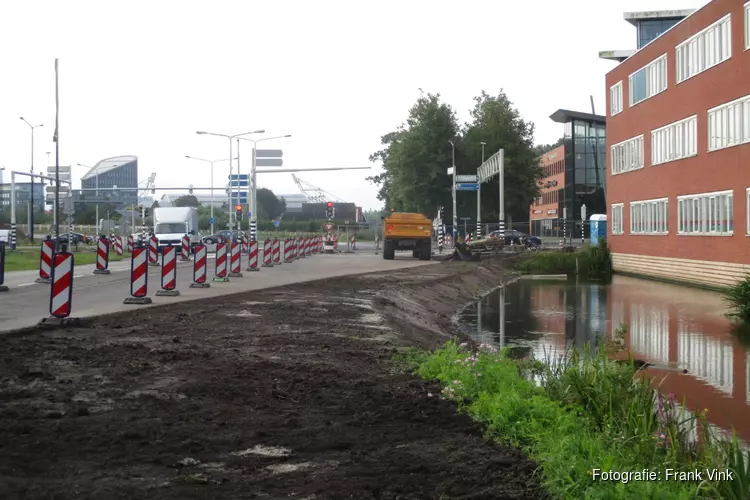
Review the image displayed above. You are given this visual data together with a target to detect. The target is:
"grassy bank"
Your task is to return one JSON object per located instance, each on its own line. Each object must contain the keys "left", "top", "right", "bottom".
{"left": 402, "top": 336, "right": 750, "bottom": 499}
{"left": 4, "top": 249, "right": 126, "bottom": 272}
{"left": 514, "top": 240, "right": 612, "bottom": 278}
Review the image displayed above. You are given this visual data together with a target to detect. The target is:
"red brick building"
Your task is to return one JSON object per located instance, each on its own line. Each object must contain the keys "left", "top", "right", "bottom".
{"left": 605, "top": 0, "right": 750, "bottom": 287}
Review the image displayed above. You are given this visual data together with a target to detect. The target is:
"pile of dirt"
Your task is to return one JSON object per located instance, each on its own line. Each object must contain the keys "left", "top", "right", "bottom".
{"left": 0, "top": 256, "right": 544, "bottom": 500}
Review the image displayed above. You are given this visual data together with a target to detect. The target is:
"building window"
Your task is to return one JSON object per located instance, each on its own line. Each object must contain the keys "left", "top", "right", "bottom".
{"left": 611, "top": 203, "right": 624, "bottom": 235}
{"left": 676, "top": 14, "right": 731, "bottom": 83}
{"left": 630, "top": 198, "right": 668, "bottom": 235}
{"left": 610, "top": 81, "right": 623, "bottom": 116}
{"left": 677, "top": 190, "right": 734, "bottom": 235}
{"left": 651, "top": 115, "right": 698, "bottom": 165}
{"left": 610, "top": 135, "right": 644, "bottom": 175}
{"left": 629, "top": 54, "right": 667, "bottom": 106}
{"left": 707, "top": 94, "right": 750, "bottom": 151}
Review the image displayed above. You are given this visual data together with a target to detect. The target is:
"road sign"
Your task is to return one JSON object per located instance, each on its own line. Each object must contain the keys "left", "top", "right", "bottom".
{"left": 255, "top": 158, "right": 283, "bottom": 167}
{"left": 478, "top": 150, "right": 503, "bottom": 183}
{"left": 456, "top": 174, "right": 478, "bottom": 182}
{"left": 256, "top": 149, "right": 283, "bottom": 158}
{"left": 581, "top": 204, "right": 587, "bottom": 221}
{"left": 456, "top": 183, "right": 480, "bottom": 191}
{"left": 446, "top": 167, "right": 454, "bottom": 175}
{"left": 229, "top": 174, "right": 249, "bottom": 180}
{"left": 272, "top": 220, "right": 280, "bottom": 228}
{"left": 64, "top": 214, "right": 74, "bottom": 225}
{"left": 230, "top": 179, "right": 249, "bottom": 187}
{"left": 324, "top": 223, "right": 334, "bottom": 231}
{"left": 47, "top": 166, "right": 71, "bottom": 181}
{"left": 209, "top": 216, "right": 216, "bottom": 224}
{"left": 46, "top": 185, "right": 69, "bottom": 193}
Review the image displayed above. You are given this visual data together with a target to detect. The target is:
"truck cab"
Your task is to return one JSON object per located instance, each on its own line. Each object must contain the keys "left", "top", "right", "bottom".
{"left": 381, "top": 212, "right": 432, "bottom": 260}
{"left": 153, "top": 207, "right": 200, "bottom": 252}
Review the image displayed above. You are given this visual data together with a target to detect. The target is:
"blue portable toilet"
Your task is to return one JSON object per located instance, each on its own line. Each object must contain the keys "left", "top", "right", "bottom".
{"left": 589, "top": 214, "right": 607, "bottom": 246}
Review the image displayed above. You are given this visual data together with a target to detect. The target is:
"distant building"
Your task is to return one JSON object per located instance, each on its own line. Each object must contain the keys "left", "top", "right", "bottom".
{"left": 529, "top": 109, "right": 606, "bottom": 239}
{"left": 80, "top": 155, "right": 138, "bottom": 206}
{"left": 278, "top": 193, "right": 309, "bottom": 212}
{"left": 604, "top": 0, "right": 750, "bottom": 287}
{"left": 599, "top": 9, "right": 696, "bottom": 62}
{"left": 159, "top": 193, "right": 225, "bottom": 207}
{"left": 0, "top": 181, "right": 46, "bottom": 211}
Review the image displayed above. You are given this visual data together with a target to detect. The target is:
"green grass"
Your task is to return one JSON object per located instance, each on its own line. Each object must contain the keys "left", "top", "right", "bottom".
{"left": 409, "top": 332, "right": 750, "bottom": 499}
{"left": 514, "top": 240, "right": 612, "bottom": 278}
{"left": 4, "top": 249, "right": 126, "bottom": 271}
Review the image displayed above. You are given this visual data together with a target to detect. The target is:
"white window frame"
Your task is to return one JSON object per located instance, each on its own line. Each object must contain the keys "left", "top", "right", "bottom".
{"left": 651, "top": 115, "right": 698, "bottom": 166}
{"left": 746, "top": 188, "right": 750, "bottom": 235}
{"left": 676, "top": 14, "right": 732, "bottom": 84}
{"left": 629, "top": 198, "right": 669, "bottom": 235}
{"left": 611, "top": 203, "right": 624, "bottom": 235}
{"left": 610, "top": 81, "right": 623, "bottom": 116}
{"left": 677, "top": 189, "right": 734, "bottom": 236}
{"left": 745, "top": 1, "right": 750, "bottom": 51}
{"left": 707, "top": 94, "right": 750, "bottom": 152}
{"left": 629, "top": 54, "right": 668, "bottom": 107}
{"left": 610, "top": 135, "right": 644, "bottom": 175}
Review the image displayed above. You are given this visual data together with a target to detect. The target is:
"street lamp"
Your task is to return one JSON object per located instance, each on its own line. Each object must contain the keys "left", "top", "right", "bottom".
{"left": 236, "top": 134, "right": 292, "bottom": 237}
{"left": 449, "top": 140, "right": 457, "bottom": 241}
{"left": 195, "top": 129, "right": 265, "bottom": 231}
{"left": 20, "top": 117, "right": 43, "bottom": 242}
{"left": 184, "top": 156, "right": 235, "bottom": 234}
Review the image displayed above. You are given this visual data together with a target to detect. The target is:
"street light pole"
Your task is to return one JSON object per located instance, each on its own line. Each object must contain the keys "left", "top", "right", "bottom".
{"left": 449, "top": 140, "right": 457, "bottom": 241}
{"left": 478, "top": 142, "right": 486, "bottom": 238}
{"left": 237, "top": 134, "right": 292, "bottom": 240}
{"left": 195, "top": 129, "right": 264, "bottom": 232}
{"left": 185, "top": 156, "right": 235, "bottom": 234}
{"left": 20, "top": 117, "right": 43, "bottom": 242}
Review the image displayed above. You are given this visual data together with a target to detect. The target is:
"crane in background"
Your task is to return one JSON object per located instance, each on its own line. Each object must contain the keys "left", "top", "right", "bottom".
{"left": 291, "top": 173, "right": 346, "bottom": 203}
{"left": 138, "top": 172, "right": 156, "bottom": 198}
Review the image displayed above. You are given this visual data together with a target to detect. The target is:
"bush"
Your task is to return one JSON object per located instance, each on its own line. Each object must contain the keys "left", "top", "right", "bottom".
{"left": 514, "top": 239, "right": 612, "bottom": 279}
{"left": 724, "top": 275, "right": 750, "bottom": 323}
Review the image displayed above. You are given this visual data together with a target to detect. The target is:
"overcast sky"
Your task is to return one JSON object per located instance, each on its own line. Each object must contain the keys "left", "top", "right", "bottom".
{"left": 0, "top": 0, "right": 705, "bottom": 211}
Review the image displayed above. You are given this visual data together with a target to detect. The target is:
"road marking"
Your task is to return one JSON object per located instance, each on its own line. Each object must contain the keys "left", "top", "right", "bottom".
{"left": 17, "top": 283, "right": 35, "bottom": 287}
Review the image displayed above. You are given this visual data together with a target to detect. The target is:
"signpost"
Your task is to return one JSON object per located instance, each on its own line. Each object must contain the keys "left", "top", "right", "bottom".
{"left": 456, "top": 183, "right": 480, "bottom": 191}
{"left": 324, "top": 223, "right": 333, "bottom": 232}
{"left": 456, "top": 174, "right": 478, "bottom": 183}
{"left": 476, "top": 149, "right": 505, "bottom": 238}
{"left": 250, "top": 149, "right": 284, "bottom": 238}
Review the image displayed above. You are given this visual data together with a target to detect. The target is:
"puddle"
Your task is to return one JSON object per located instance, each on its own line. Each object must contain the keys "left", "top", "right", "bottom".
{"left": 231, "top": 445, "right": 291, "bottom": 457}
{"left": 243, "top": 301, "right": 267, "bottom": 305}
{"left": 225, "top": 310, "right": 261, "bottom": 318}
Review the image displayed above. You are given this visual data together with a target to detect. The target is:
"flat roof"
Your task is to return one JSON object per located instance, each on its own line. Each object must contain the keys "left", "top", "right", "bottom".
{"left": 623, "top": 9, "right": 696, "bottom": 27}
{"left": 81, "top": 155, "right": 137, "bottom": 180}
{"left": 550, "top": 109, "right": 606, "bottom": 124}
{"left": 598, "top": 50, "right": 636, "bottom": 62}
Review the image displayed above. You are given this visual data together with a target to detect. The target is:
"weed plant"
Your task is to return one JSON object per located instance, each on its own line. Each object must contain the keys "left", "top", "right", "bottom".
{"left": 724, "top": 275, "right": 750, "bottom": 323}
{"left": 514, "top": 239, "right": 612, "bottom": 279}
{"left": 414, "top": 330, "right": 750, "bottom": 499}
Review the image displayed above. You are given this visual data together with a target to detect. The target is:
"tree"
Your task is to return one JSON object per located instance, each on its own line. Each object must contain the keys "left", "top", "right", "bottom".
{"left": 256, "top": 188, "right": 286, "bottom": 220}
{"left": 367, "top": 92, "right": 459, "bottom": 218}
{"left": 173, "top": 195, "right": 200, "bottom": 207}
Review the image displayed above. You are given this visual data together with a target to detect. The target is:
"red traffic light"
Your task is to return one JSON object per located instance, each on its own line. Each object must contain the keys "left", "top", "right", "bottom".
{"left": 235, "top": 205, "right": 243, "bottom": 211}
{"left": 326, "top": 201, "right": 334, "bottom": 208}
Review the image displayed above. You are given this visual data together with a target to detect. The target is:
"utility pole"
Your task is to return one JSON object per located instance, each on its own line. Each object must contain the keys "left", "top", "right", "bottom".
{"left": 477, "top": 142, "right": 485, "bottom": 238}
{"left": 20, "top": 117, "right": 43, "bottom": 242}
{"left": 449, "top": 140, "right": 457, "bottom": 242}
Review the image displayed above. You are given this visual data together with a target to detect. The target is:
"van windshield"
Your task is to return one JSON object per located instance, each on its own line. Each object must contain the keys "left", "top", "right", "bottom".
{"left": 155, "top": 223, "right": 186, "bottom": 234}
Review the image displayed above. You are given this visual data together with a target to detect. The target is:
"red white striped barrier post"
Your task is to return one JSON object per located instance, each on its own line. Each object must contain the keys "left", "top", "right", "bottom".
{"left": 113, "top": 236, "right": 123, "bottom": 256}
{"left": 93, "top": 237, "right": 111, "bottom": 275}
{"left": 229, "top": 240, "right": 243, "bottom": 277}
{"left": 37, "top": 251, "right": 82, "bottom": 327}
{"left": 148, "top": 236, "right": 159, "bottom": 266}
{"left": 283, "top": 239, "right": 293, "bottom": 263}
{"left": 319, "top": 235, "right": 324, "bottom": 252}
{"left": 272, "top": 239, "right": 281, "bottom": 265}
{"left": 36, "top": 239, "right": 54, "bottom": 284}
{"left": 332, "top": 234, "right": 338, "bottom": 251}
{"left": 246, "top": 240, "right": 260, "bottom": 271}
{"left": 127, "top": 234, "right": 134, "bottom": 253}
{"left": 124, "top": 246, "right": 152, "bottom": 305}
{"left": 190, "top": 244, "right": 210, "bottom": 288}
{"left": 213, "top": 242, "right": 229, "bottom": 282}
{"left": 262, "top": 239, "right": 273, "bottom": 267}
{"left": 180, "top": 235, "right": 191, "bottom": 261}
{"left": 298, "top": 237, "right": 306, "bottom": 259}
{"left": 242, "top": 234, "right": 249, "bottom": 254}
{"left": 156, "top": 245, "right": 180, "bottom": 296}
{"left": 0, "top": 242, "right": 8, "bottom": 292}
{"left": 306, "top": 237, "right": 313, "bottom": 256}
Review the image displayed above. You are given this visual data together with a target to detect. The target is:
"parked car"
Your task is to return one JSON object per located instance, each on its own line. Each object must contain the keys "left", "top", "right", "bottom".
{"left": 202, "top": 230, "right": 242, "bottom": 244}
{"left": 488, "top": 229, "right": 542, "bottom": 248}
{"left": 52, "top": 232, "right": 92, "bottom": 245}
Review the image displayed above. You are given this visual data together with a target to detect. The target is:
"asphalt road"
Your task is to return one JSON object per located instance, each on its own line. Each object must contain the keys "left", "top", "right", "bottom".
{"left": 0, "top": 249, "right": 433, "bottom": 333}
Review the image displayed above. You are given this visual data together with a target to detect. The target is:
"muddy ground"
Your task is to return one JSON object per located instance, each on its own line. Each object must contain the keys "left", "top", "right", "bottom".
{"left": 0, "top": 257, "right": 545, "bottom": 500}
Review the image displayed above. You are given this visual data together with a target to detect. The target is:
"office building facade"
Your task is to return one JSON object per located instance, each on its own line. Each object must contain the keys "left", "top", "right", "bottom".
{"left": 605, "top": 0, "right": 750, "bottom": 287}
{"left": 0, "top": 182, "right": 46, "bottom": 212}
{"left": 80, "top": 156, "right": 139, "bottom": 206}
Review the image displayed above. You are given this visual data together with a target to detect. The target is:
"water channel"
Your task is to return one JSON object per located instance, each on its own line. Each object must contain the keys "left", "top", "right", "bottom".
{"left": 459, "top": 274, "right": 750, "bottom": 444}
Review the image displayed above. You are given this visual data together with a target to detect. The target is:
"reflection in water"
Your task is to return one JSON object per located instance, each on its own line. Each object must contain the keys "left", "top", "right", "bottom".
{"left": 459, "top": 275, "right": 750, "bottom": 444}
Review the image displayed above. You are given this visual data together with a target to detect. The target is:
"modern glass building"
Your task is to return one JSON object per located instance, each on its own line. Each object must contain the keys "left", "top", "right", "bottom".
{"left": 80, "top": 156, "right": 139, "bottom": 206}
{"left": 0, "top": 182, "right": 46, "bottom": 211}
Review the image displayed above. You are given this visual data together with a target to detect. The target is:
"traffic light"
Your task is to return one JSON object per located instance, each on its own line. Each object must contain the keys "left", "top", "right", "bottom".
{"left": 235, "top": 204, "right": 243, "bottom": 220}
{"left": 188, "top": 184, "right": 194, "bottom": 195}
{"left": 438, "top": 206, "right": 444, "bottom": 220}
{"left": 325, "top": 201, "right": 335, "bottom": 219}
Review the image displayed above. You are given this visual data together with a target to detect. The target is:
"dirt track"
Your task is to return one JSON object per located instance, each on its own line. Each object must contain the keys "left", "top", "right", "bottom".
{"left": 0, "top": 257, "right": 544, "bottom": 500}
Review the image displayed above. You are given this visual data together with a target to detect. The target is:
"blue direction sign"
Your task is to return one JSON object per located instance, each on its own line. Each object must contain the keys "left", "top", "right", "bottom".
{"left": 230, "top": 179, "right": 249, "bottom": 187}
{"left": 272, "top": 220, "right": 280, "bottom": 228}
{"left": 209, "top": 216, "right": 216, "bottom": 224}
{"left": 456, "top": 182, "right": 480, "bottom": 191}
{"left": 231, "top": 192, "right": 248, "bottom": 203}
{"left": 229, "top": 174, "right": 249, "bottom": 180}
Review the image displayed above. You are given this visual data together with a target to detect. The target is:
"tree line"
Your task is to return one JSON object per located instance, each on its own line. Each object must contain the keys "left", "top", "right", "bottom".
{"left": 367, "top": 90, "right": 550, "bottom": 225}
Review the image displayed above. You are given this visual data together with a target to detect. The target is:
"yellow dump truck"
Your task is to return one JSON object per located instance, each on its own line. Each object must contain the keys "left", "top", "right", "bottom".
{"left": 381, "top": 212, "right": 432, "bottom": 260}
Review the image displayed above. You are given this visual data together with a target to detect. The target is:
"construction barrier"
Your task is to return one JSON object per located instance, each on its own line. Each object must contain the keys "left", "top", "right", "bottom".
{"left": 306, "top": 237, "right": 313, "bottom": 256}
{"left": 298, "top": 238, "right": 306, "bottom": 259}
{"left": 295, "top": 238, "right": 301, "bottom": 259}
{"left": 127, "top": 234, "right": 134, "bottom": 253}
{"left": 246, "top": 240, "right": 259, "bottom": 271}
{"left": 180, "top": 236, "right": 190, "bottom": 261}
{"left": 124, "top": 246, "right": 151, "bottom": 304}
{"left": 272, "top": 239, "right": 281, "bottom": 265}
{"left": 262, "top": 239, "right": 273, "bottom": 267}
{"left": 229, "top": 240, "right": 243, "bottom": 277}
{"left": 0, "top": 242, "right": 8, "bottom": 292}
{"left": 242, "top": 234, "right": 249, "bottom": 254}
{"left": 113, "top": 236, "right": 123, "bottom": 256}
{"left": 94, "top": 237, "right": 111, "bottom": 275}
{"left": 37, "top": 239, "right": 54, "bottom": 283}
{"left": 156, "top": 245, "right": 180, "bottom": 296}
{"left": 318, "top": 236, "right": 323, "bottom": 252}
{"left": 148, "top": 236, "right": 159, "bottom": 266}
{"left": 214, "top": 242, "right": 229, "bottom": 281}
{"left": 190, "top": 244, "right": 210, "bottom": 288}
{"left": 283, "top": 239, "right": 293, "bottom": 263}
{"left": 332, "top": 234, "right": 338, "bottom": 251}
{"left": 49, "top": 252, "right": 74, "bottom": 318}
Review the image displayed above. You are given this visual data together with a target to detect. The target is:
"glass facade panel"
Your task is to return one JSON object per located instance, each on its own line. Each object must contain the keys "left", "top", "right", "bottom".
{"left": 563, "top": 120, "right": 606, "bottom": 238}
{"left": 638, "top": 18, "right": 682, "bottom": 48}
